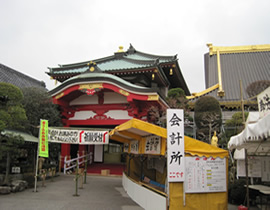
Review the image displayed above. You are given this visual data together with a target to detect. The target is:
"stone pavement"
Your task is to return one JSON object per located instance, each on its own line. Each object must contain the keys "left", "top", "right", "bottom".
{"left": 0, "top": 173, "right": 264, "bottom": 210}
{"left": 0, "top": 174, "right": 143, "bottom": 210}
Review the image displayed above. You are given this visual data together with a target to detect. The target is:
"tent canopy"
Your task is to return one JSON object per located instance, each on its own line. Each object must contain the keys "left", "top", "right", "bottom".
{"left": 2, "top": 129, "right": 38, "bottom": 143}
{"left": 228, "top": 113, "right": 270, "bottom": 155}
{"left": 110, "top": 118, "right": 228, "bottom": 158}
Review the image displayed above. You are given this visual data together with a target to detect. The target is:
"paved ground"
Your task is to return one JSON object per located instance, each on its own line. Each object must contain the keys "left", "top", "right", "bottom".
{"left": 0, "top": 174, "right": 265, "bottom": 210}
{"left": 0, "top": 174, "right": 143, "bottom": 210}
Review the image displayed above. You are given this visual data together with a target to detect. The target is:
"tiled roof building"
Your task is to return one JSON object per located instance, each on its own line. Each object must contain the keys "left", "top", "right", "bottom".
{"left": 0, "top": 63, "right": 45, "bottom": 89}
{"left": 188, "top": 44, "right": 270, "bottom": 110}
{"left": 48, "top": 44, "right": 190, "bottom": 99}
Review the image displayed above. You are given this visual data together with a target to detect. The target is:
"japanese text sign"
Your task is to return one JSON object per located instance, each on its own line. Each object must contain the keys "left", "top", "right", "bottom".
{"left": 39, "top": 120, "right": 49, "bottom": 158}
{"left": 130, "top": 141, "right": 139, "bottom": 154}
{"left": 48, "top": 128, "right": 109, "bottom": 145}
{"left": 167, "top": 109, "right": 185, "bottom": 182}
{"left": 185, "top": 157, "right": 226, "bottom": 193}
{"left": 145, "top": 135, "right": 161, "bottom": 154}
{"left": 123, "top": 143, "right": 129, "bottom": 153}
{"left": 258, "top": 86, "right": 270, "bottom": 118}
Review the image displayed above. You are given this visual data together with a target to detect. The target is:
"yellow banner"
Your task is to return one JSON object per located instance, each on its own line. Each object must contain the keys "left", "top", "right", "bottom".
{"left": 39, "top": 120, "right": 49, "bottom": 158}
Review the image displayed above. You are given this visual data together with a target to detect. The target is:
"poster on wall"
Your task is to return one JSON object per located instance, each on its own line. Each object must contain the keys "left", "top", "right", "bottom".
{"left": 258, "top": 86, "right": 270, "bottom": 118}
{"left": 144, "top": 135, "right": 161, "bottom": 154}
{"left": 167, "top": 109, "right": 185, "bottom": 182}
{"left": 130, "top": 141, "right": 139, "bottom": 154}
{"left": 185, "top": 157, "right": 226, "bottom": 193}
{"left": 48, "top": 128, "right": 109, "bottom": 145}
{"left": 262, "top": 157, "right": 270, "bottom": 181}
{"left": 237, "top": 156, "right": 262, "bottom": 178}
{"left": 123, "top": 143, "right": 129, "bottom": 153}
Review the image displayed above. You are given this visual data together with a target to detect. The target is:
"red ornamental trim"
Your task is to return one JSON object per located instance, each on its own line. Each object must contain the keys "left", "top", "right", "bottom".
{"left": 80, "top": 88, "right": 101, "bottom": 96}
{"left": 103, "top": 132, "right": 108, "bottom": 143}
{"left": 79, "top": 131, "right": 84, "bottom": 143}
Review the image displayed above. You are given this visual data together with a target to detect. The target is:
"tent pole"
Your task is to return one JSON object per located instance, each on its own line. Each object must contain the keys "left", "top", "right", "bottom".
{"left": 245, "top": 149, "right": 249, "bottom": 209}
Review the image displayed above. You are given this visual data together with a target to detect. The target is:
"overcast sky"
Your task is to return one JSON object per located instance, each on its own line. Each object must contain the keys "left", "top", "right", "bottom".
{"left": 1, "top": 0, "right": 270, "bottom": 93}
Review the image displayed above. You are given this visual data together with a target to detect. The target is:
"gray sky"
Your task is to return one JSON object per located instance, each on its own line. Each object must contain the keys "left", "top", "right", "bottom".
{"left": 1, "top": 0, "right": 270, "bottom": 93}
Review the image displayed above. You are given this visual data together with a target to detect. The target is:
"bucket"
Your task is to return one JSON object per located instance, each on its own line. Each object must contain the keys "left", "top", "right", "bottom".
{"left": 238, "top": 205, "right": 248, "bottom": 210}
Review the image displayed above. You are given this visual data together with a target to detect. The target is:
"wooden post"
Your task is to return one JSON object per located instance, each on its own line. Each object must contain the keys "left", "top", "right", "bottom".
{"left": 245, "top": 149, "right": 249, "bottom": 209}
{"left": 58, "top": 153, "right": 61, "bottom": 173}
{"left": 41, "top": 169, "right": 46, "bottom": 187}
{"left": 84, "top": 154, "right": 88, "bottom": 184}
{"left": 64, "top": 156, "right": 67, "bottom": 174}
{"left": 73, "top": 160, "right": 79, "bottom": 196}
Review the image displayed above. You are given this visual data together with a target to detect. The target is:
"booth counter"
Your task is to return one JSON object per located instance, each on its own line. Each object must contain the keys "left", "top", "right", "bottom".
{"left": 110, "top": 118, "right": 228, "bottom": 210}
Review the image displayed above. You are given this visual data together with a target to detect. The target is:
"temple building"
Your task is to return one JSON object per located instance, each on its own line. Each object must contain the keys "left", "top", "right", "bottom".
{"left": 47, "top": 44, "right": 190, "bottom": 164}
{"left": 187, "top": 43, "right": 270, "bottom": 121}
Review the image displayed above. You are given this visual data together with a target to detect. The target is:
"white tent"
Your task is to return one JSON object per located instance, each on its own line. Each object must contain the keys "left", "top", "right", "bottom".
{"left": 228, "top": 113, "right": 270, "bottom": 155}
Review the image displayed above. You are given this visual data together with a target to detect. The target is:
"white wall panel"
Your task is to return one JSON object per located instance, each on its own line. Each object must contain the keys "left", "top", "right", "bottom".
{"left": 122, "top": 173, "right": 166, "bottom": 210}
{"left": 104, "top": 92, "right": 127, "bottom": 104}
{"left": 70, "top": 94, "right": 98, "bottom": 105}
{"left": 106, "top": 110, "right": 132, "bottom": 119}
{"left": 69, "top": 111, "right": 95, "bottom": 120}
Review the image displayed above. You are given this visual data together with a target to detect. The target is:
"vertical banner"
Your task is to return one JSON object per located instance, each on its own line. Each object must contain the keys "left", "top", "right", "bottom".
{"left": 39, "top": 120, "right": 49, "bottom": 158}
{"left": 167, "top": 109, "right": 185, "bottom": 182}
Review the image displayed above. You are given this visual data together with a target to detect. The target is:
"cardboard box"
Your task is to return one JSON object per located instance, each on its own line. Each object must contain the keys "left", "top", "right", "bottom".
{"left": 101, "top": 169, "right": 110, "bottom": 176}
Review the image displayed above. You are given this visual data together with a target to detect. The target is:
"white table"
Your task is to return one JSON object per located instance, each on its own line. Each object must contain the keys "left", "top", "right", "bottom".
{"left": 248, "top": 185, "right": 270, "bottom": 209}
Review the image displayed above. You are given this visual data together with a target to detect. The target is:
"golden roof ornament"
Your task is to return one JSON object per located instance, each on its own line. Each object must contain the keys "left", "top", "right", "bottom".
{"left": 118, "top": 46, "right": 124, "bottom": 52}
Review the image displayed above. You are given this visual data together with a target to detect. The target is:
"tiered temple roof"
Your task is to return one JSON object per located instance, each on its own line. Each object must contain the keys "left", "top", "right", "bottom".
{"left": 47, "top": 44, "right": 190, "bottom": 97}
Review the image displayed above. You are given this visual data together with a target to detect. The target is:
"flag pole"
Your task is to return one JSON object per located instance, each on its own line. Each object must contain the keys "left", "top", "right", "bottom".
{"left": 34, "top": 119, "right": 41, "bottom": 192}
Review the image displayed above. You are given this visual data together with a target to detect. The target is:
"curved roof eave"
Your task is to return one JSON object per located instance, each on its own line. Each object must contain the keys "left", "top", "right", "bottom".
{"left": 49, "top": 72, "right": 159, "bottom": 96}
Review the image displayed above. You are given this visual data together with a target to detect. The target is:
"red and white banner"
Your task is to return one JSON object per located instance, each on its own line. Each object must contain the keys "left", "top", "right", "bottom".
{"left": 48, "top": 128, "right": 109, "bottom": 145}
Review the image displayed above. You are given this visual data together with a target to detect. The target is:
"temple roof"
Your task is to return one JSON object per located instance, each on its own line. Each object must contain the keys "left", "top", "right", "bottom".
{"left": 0, "top": 63, "right": 46, "bottom": 89}
{"left": 48, "top": 44, "right": 176, "bottom": 73}
{"left": 189, "top": 44, "right": 270, "bottom": 109}
{"left": 47, "top": 44, "right": 190, "bottom": 96}
{"left": 49, "top": 72, "right": 169, "bottom": 110}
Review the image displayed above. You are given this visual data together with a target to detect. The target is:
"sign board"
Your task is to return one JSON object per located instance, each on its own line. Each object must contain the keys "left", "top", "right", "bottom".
{"left": 262, "top": 157, "right": 270, "bottom": 182}
{"left": 237, "top": 156, "right": 262, "bottom": 178}
{"left": 12, "top": 167, "right": 21, "bottom": 174}
{"left": 167, "top": 109, "right": 185, "bottom": 182}
{"left": 144, "top": 135, "right": 161, "bottom": 154}
{"left": 48, "top": 128, "right": 109, "bottom": 145}
{"left": 185, "top": 157, "right": 226, "bottom": 193}
{"left": 123, "top": 143, "right": 129, "bottom": 153}
{"left": 258, "top": 86, "right": 270, "bottom": 118}
{"left": 39, "top": 120, "right": 49, "bottom": 157}
{"left": 130, "top": 141, "right": 139, "bottom": 154}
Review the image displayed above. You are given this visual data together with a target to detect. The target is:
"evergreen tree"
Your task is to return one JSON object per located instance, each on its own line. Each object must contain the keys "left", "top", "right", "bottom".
{"left": 0, "top": 82, "right": 27, "bottom": 184}
{"left": 194, "top": 96, "right": 222, "bottom": 143}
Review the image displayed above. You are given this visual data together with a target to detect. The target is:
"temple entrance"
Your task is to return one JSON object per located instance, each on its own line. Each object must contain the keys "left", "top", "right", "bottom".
{"left": 70, "top": 144, "right": 79, "bottom": 159}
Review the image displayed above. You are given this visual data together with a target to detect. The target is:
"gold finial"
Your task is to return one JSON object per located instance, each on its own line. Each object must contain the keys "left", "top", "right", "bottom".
{"left": 206, "top": 43, "right": 213, "bottom": 48}
{"left": 118, "top": 46, "right": 124, "bottom": 52}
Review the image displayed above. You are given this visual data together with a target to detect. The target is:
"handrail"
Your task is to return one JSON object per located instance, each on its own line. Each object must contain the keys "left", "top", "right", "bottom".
{"left": 64, "top": 152, "right": 92, "bottom": 174}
